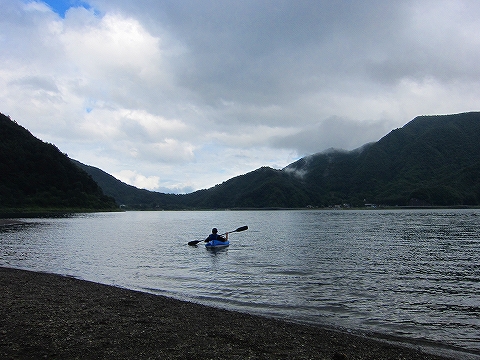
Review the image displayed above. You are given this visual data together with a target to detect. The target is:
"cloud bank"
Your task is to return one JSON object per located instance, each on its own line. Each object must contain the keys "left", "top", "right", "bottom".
{"left": 1, "top": 0, "right": 480, "bottom": 192}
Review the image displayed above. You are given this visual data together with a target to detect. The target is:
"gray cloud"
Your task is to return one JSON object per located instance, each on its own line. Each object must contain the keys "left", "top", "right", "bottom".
{"left": 270, "top": 116, "right": 391, "bottom": 155}
{"left": 9, "top": 76, "right": 59, "bottom": 93}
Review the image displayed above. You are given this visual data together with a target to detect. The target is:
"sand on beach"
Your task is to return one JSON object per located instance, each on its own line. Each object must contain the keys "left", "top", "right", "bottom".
{"left": 0, "top": 267, "right": 457, "bottom": 359}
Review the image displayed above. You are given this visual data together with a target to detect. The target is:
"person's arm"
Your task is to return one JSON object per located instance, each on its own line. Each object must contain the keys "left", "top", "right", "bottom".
{"left": 217, "top": 233, "right": 228, "bottom": 242}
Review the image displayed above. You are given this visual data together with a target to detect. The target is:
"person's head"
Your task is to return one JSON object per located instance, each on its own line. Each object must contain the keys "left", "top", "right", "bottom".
{"left": 212, "top": 228, "right": 218, "bottom": 234}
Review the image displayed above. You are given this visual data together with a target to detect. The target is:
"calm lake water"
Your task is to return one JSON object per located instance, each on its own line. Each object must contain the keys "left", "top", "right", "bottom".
{"left": 1, "top": 209, "right": 479, "bottom": 358}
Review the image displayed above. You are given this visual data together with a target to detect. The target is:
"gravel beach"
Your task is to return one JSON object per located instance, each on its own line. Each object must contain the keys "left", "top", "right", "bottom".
{"left": 0, "top": 266, "right": 459, "bottom": 359}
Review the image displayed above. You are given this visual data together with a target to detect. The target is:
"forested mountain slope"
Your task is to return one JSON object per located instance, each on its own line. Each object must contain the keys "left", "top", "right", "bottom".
{"left": 285, "top": 112, "right": 480, "bottom": 206}
{"left": 0, "top": 113, "right": 117, "bottom": 212}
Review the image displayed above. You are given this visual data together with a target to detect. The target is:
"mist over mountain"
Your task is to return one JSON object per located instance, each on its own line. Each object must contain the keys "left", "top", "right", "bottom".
{"left": 76, "top": 112, "right": 480, "bottom": 209}
{"left": 284, "top": 112, "right": 480, "bottom": 206}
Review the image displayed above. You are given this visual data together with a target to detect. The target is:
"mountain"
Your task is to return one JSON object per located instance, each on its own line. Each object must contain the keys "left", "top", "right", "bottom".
{"left": 284, "top": 112, "right": 480, "bottom": 206}
{"left": 72, "top": 161, "right": 311, "bottom": 209}
{"left": 0, "top": 113, "right": 117, "bottom": 212}
{"left": 184, "top": 166, "right": 312, "bottom": 208}
{"left": 72, "top": 112, "right": 480, "bottom": 209}
{"left": 5, "top": 110, "right": 477, "bottom": 210}
{"left": 71, "top": 160, "right": 186, "bottom": 210}
{"left": 79, "top": 112, "right": 480, "bottom": 208}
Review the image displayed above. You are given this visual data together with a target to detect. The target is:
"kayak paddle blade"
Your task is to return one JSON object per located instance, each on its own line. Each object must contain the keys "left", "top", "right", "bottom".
{"left": 234, "top": 225, "right": 248, "bottom": 232}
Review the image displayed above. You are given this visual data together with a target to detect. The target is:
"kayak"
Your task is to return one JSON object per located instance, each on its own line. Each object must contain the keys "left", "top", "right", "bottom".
{"left": 205, "top": 239, "right": 230, "bottom": 249}
{"left": 188, "top": 226, "right": 247, "bottom": 247}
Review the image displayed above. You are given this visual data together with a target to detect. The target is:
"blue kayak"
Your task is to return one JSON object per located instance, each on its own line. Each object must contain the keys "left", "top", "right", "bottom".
{"left": 205, "top": 239, "right": 230, "bottom": 249}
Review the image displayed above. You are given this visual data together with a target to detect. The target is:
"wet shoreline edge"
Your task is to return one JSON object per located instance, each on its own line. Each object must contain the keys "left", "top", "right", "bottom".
{"left": 0, "top": 266, "right": 462, "bottom": 359}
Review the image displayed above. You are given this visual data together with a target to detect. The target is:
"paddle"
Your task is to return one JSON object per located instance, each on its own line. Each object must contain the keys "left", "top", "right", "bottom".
{"left": 188, "top": 225, "right": 248, "bottom": 246}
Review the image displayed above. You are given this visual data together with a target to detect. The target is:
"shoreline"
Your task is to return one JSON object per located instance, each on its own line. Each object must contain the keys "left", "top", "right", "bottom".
{"left": 0, "top": 219, "right": 27, "bottom": 226}
{"left": 0, "top": 267, "right": 462, "bottom": 359}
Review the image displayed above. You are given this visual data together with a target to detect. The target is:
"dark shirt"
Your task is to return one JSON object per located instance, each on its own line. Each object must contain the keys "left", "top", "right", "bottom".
{"left": 204, "top": 233, "right": 227, "bottom": 242}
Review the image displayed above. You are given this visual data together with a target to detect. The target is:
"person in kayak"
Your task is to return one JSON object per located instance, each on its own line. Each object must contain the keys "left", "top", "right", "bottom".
{"left": 204, "top": 228, "right": 228, "bottom": 243}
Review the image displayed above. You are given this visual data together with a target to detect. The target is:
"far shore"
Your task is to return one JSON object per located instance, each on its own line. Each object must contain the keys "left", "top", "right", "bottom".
{"left": 0, "top": 266, "right": 463, "bottom": 359}
{"left": 0, "top": 219, "right": 26, "bottom": 226}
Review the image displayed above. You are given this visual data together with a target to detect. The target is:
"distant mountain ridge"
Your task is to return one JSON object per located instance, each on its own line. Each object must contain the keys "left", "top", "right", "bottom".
{"left": 2, "top": 111, "right": 479, "bottom": 210}
{"left": 76, "top": 112, "right": 480, "bottom": 208}
{"left": 71, "top": 160, "right": 185, "bottom": 210}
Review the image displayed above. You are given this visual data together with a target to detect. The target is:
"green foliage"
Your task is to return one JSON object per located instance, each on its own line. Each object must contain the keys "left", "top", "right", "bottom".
{"left": 0, "top": 113, "right": 117, "bottom": 212}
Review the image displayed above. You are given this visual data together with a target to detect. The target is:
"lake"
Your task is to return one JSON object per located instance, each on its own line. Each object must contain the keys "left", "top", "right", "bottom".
{"left": 1, "top": 209, "right": 479, "bottom": 358}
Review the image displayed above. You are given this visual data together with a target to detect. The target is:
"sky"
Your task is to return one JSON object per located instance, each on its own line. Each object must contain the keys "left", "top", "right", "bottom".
{"left": 1, "top": 1, "right": 480, "bottom": 193}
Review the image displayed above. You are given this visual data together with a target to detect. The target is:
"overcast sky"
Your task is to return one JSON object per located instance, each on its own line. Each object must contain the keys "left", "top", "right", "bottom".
{"left": 2, "top": 1, "right": 480, "bottom": 193}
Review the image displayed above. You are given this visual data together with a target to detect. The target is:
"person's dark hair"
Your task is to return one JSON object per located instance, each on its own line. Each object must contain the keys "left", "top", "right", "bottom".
{"left": 212, "top": 228, "right": 218, "bottom": 233}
